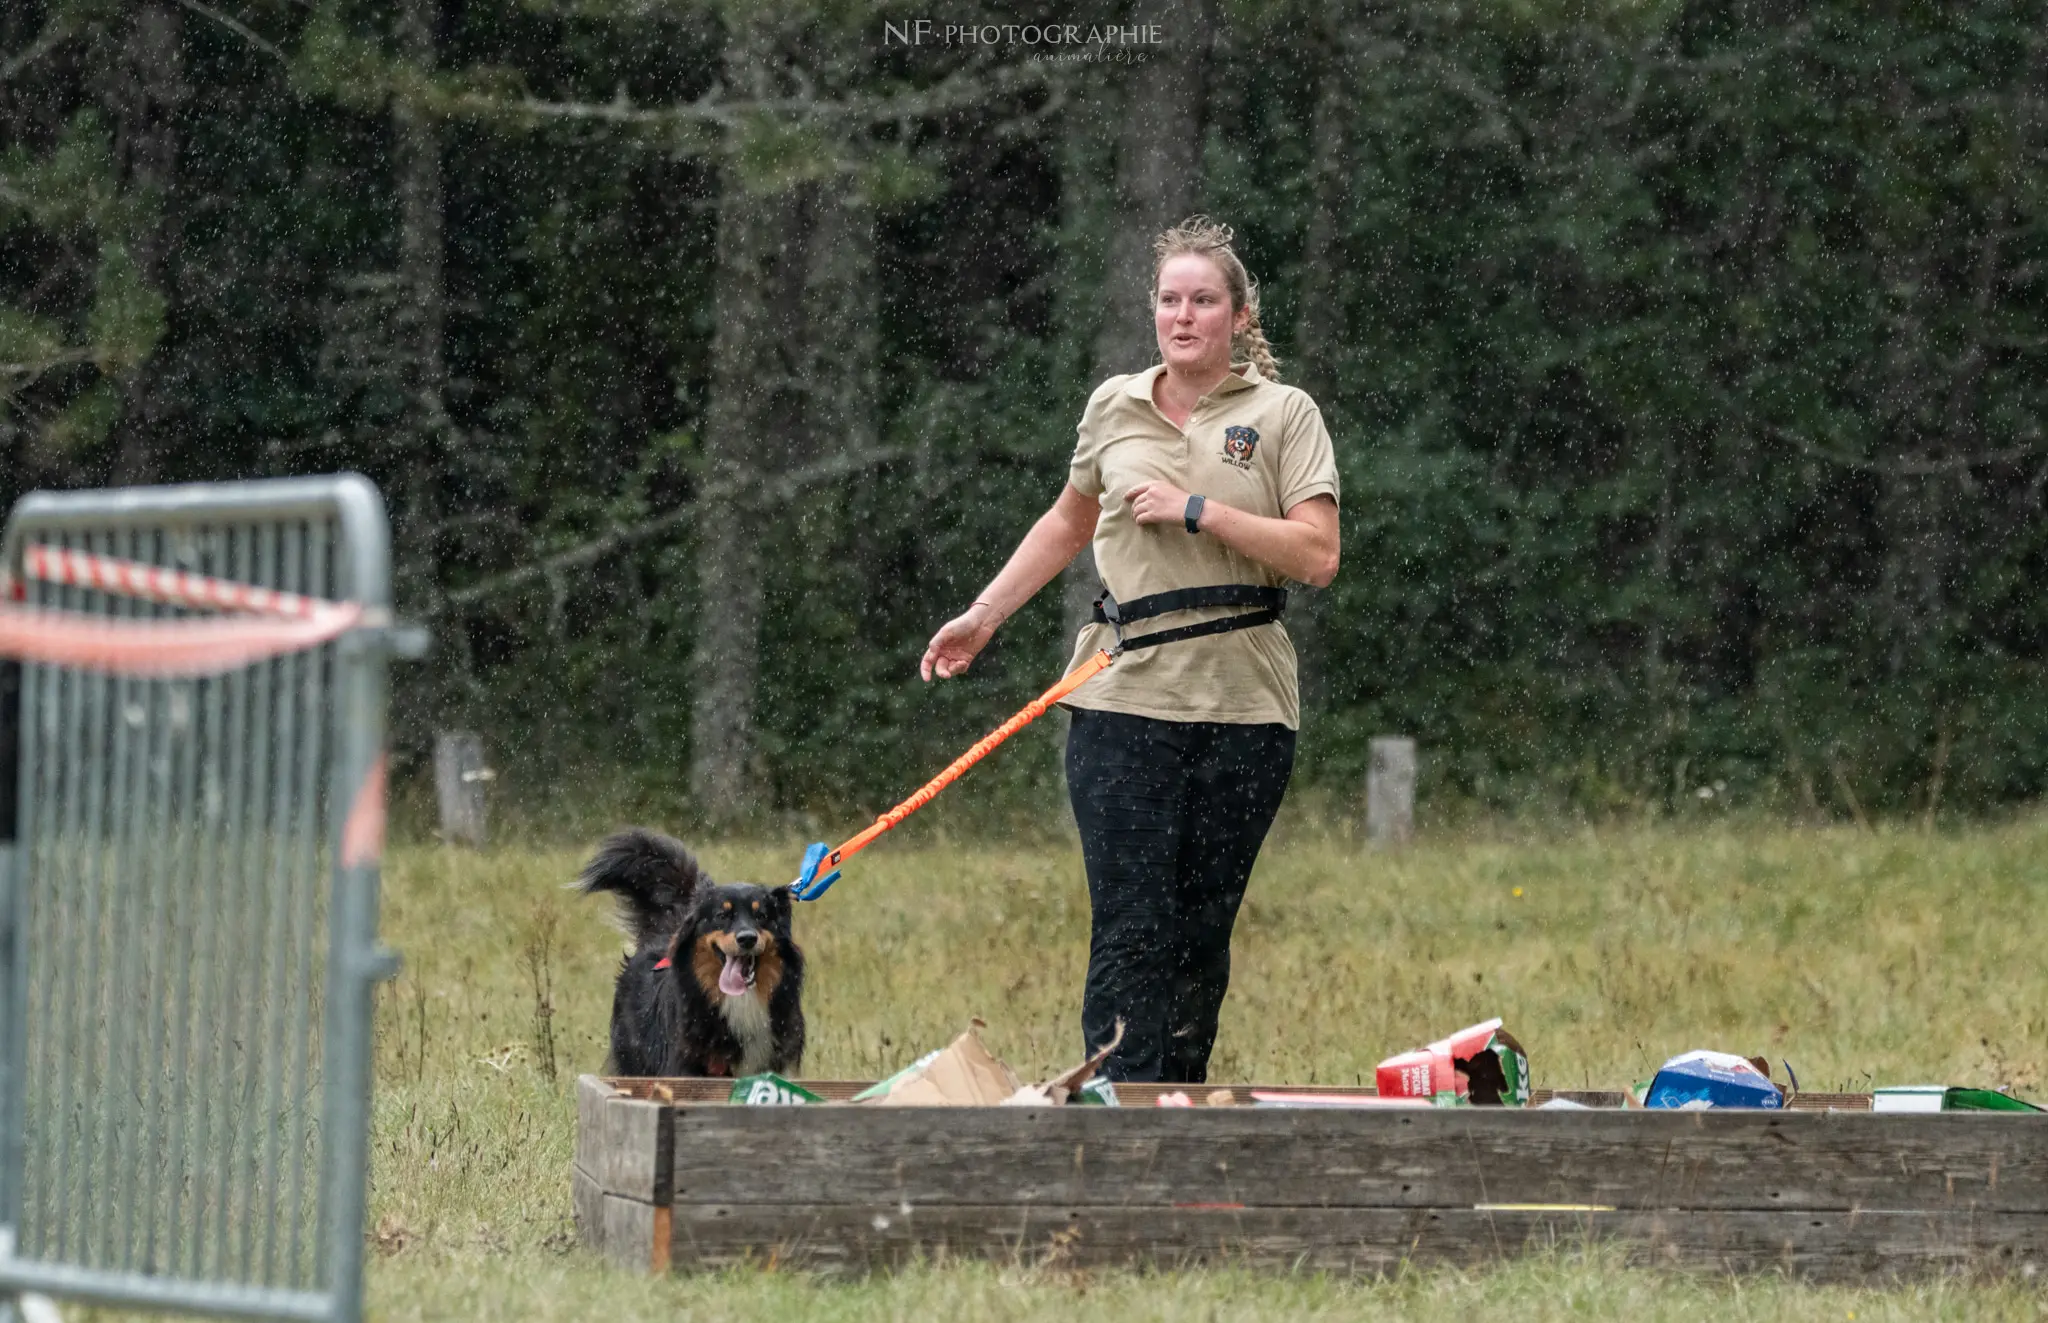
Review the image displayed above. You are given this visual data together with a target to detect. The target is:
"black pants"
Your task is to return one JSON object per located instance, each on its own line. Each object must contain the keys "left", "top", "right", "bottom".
{"left": 1066, "top": 707, "right": 1296, "bottom": 1084}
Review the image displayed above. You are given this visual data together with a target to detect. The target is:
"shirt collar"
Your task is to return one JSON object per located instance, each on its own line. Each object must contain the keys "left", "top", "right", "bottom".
{"left": 1121, "top": 361, "right": 1265, "bottom": 401}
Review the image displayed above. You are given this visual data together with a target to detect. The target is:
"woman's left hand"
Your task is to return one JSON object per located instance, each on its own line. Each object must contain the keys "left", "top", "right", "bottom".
{"left": 1125, "top": 480, "right": 1194, "bottom": 528}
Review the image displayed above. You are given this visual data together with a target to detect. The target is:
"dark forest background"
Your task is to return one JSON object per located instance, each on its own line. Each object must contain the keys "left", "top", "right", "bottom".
{"left": 4, "top": 0, "right": 2045, "bottom": 827}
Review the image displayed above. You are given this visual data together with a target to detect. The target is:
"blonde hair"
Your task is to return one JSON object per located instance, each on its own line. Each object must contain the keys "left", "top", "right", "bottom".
{"left": 1152, "top": 216, "right": 1281, "bottom": 383}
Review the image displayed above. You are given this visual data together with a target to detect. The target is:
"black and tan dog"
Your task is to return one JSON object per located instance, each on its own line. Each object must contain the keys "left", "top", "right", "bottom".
{"left": 577, "top": 828, "right": 805, "bottom": 1078}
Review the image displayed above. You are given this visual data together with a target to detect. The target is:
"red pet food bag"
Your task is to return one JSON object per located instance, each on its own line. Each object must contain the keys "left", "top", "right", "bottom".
{"left": 1375, "top": 1017, "right": 1529, "bottom": 1106}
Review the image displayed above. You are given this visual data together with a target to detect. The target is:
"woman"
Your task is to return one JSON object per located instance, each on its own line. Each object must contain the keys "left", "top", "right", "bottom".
{"left": 920, "top": 218, "right": 1340, "bottom": 1083}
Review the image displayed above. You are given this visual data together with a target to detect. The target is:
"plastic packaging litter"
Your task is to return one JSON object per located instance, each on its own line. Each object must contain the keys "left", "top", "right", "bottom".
{"left": 1644, "top": 1051, "right": 1784, "bottom": 1109}
{"left": 1376, "top": 1018, "right": 1530, "bottom": 1106}
{"left": 730, "top": 1073, "right": 824, "bottom": 1105}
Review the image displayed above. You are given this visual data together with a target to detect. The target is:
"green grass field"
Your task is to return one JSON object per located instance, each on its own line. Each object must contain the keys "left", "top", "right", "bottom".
{"left": 339, "top": 811, "right": 2048, "bottom": 1320}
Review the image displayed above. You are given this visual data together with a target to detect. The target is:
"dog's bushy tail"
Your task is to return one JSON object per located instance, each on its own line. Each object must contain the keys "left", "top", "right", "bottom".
{"left": 576, "top": 828, "right": 702, "bottom": 948}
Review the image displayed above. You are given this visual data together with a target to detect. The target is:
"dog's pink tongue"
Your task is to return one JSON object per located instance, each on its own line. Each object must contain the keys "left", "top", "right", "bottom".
{"left": 718, "top": 955, "right": 748, "bottom": 997}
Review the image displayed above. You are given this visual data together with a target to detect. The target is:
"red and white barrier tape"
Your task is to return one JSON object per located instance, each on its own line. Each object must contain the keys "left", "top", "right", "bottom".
{"left": 0, "top": 546, "right": 373, "bottom": 677}
{"left": 0, "top": 603, "right": 364, "bottom": 677}
{"left": 18, "top": 545, "right": 354, "bottom": 623}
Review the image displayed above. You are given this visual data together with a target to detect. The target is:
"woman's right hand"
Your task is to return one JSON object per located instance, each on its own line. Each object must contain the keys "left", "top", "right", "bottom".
{"left": 920, "top": 603, "right": 1000, "bottom": 681}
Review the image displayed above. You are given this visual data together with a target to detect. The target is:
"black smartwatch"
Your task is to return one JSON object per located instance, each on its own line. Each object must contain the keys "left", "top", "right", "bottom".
{"left": 1184, "top": 493, "right": 1206, "bottom": 534}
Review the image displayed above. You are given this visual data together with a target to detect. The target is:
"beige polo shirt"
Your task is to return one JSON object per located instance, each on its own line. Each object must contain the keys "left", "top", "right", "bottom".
{"left": 1062, "top": 361, "right": 1339, "bottom": 729}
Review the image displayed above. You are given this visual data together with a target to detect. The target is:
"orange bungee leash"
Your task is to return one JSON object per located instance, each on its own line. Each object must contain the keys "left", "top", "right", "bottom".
{"left": 788, "top": 646, "right": 1116, "bottom": 900}
{"left": 788, "top": 583, "right": 1289, "bottom": 900}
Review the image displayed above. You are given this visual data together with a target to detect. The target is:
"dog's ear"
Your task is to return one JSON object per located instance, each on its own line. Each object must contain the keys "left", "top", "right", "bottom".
{"left": 766, "top": 885, "right": 795, "bottom": 922}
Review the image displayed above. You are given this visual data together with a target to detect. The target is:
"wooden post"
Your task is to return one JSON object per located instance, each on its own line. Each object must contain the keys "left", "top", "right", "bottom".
{"left": 1367, "top": 736, "right": 1415, "bottom": 848}
{"left": 434, "top": 731, "right": 490, "bottom": 846}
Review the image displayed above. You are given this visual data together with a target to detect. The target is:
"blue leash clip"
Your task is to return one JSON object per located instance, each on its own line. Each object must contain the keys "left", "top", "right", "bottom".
{"left": 789, "top": 841, "right": 841, "bottom": 902}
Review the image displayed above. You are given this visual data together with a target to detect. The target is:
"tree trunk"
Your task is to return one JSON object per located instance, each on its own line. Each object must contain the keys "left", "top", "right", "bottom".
{"left": 689, "top": 175, "right": 781, "bottom": 822}
{"left": 392, "top": 0, "right": 449, "bottom": 607}
{"left": 1060, "top": 0, "right": 1216, "bottom": 639}
{"left": 1292, "top": 15, "right": 1355, "bottom": 401}
{"left": 1289, "top": 8, "right": 1360, "bottom": 718}
{"left": 690, "top": 14, "right": 870, "bottom": 821}
{"left": 105, "top": 0, "right": 183, "bottom": 486}
{"left": 803, "top": 185, "right": 878, "bottom": 463}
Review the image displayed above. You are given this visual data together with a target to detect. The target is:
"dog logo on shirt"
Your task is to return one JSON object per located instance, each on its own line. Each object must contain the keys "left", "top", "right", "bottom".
{"left": 1221, "top": 425, "right": 1260, "bottom": 469}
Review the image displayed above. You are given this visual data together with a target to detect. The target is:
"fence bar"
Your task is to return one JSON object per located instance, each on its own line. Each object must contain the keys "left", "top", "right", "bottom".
{"left": 120, "top": 528, "right": 168, "bottom": 1270}
{"left": 205, "top": 523, "right": 259, "bottom": 1283}
{"left": 0, "top": 1259, "right": 329, "bottom": 1322}
{"left": 7, "top": 480, "right": 384, "bottom": 533}
{"left": 0, "top": 652, "right": 22, "bottom": 1253}
{"left": 282, "top": 526, "right": 331, "bottom": 1286}
{"left": 182, "top": 528, "right": 234, "bottom": 1280}
{"left": 232, "top": 523, "right": 280, "bottom": 1285}
{"left": 318, "top": 478, "right": 395, "bottom": 1323}
{"left": 155, "top": 648, "right": 207, "bottom": 1273}
{"left": 73, "top": 532, "right": 123, "bottom": 1268}
{"left": 41, "top": 540, "right": 98, "bottom": 1263}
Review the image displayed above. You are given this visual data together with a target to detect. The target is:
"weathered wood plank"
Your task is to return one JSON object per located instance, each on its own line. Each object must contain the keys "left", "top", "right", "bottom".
{"left": 603, "top": 1095, "right": 673, "bottom": 1203}
{"left": 667, "top": 1107, "right": 2048, "bottom": 1213}
{"left": 667, "top": 1202, "right": 2048, "bottom": 1283}
{"left": 572, "top": 1165, "right": 606, "bottom": 1257}
{"left": 601, "top": 1194, "right": 660, "bottom": 1275}
{"left": 576, "top": 1075, "right": 615, "bottom": 1181}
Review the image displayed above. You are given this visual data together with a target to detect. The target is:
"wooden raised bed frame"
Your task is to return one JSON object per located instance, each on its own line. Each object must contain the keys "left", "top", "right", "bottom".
{"left": 573, "top": 1074, "right": 2047, "bottom": 1283}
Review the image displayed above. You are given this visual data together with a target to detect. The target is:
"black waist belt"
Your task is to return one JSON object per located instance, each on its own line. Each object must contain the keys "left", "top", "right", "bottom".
{"left": 1091, "top": 585, "right": 1287, "bottom": 653}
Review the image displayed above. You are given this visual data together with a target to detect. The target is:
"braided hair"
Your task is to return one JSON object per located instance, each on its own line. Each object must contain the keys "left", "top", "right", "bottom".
{"left": 1151, "top": 216, "right": 1281, "bottom": 383}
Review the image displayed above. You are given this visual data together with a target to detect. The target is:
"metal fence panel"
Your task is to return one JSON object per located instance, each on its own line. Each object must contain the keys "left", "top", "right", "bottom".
{"left": 0, "top": 477, "right": 396, "bottom": 1323}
